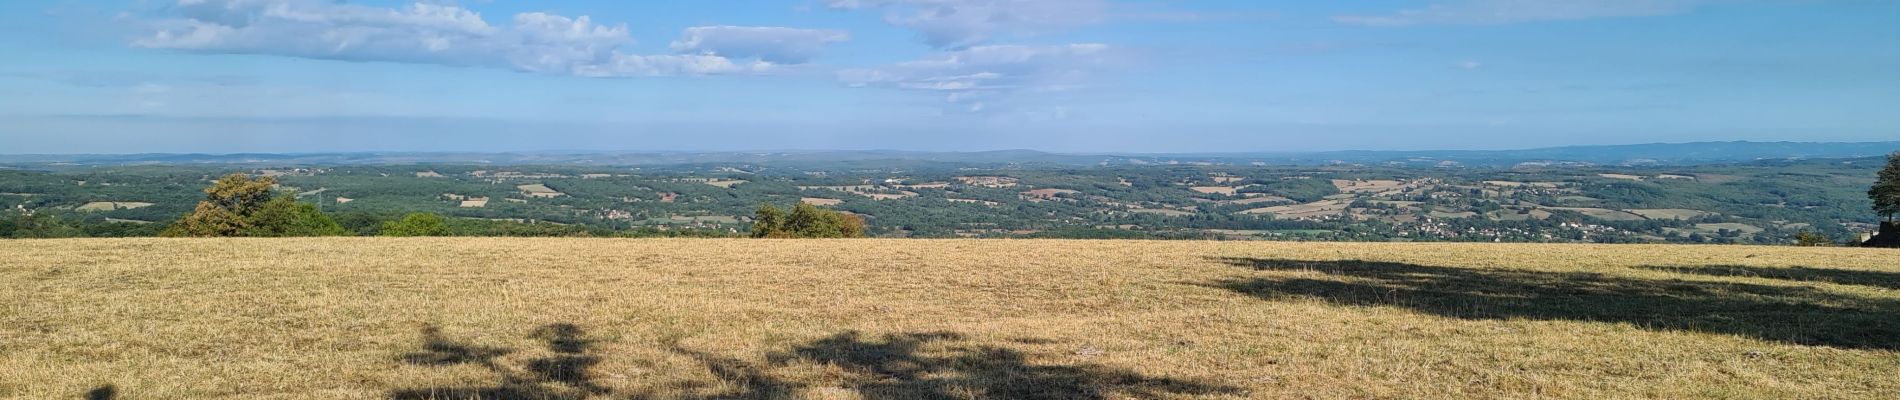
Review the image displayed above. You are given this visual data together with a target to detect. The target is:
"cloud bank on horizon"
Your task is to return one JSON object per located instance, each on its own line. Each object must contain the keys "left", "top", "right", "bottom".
{"left": 0, "top": 0, "right": 1895, "bottom": 153}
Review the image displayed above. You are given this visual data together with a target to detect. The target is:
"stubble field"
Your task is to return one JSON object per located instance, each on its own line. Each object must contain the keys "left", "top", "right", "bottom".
{"left": 3, "top": 239, "right": 1897, "bottom": 399}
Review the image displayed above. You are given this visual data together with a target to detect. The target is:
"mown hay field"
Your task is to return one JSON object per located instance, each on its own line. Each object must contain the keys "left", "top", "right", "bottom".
{"left": 3, "top": 239, "right": 1898, "bottom": 399}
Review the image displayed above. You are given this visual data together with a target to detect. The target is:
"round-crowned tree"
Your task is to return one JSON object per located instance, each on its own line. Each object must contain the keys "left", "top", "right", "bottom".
{"left": 381, "top": 213, "right": 451, "bottom": 237}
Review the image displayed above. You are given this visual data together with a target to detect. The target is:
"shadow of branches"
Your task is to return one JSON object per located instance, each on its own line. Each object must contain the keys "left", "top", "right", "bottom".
{"left": 389, "top": 323, "right": 606, "bottom": 400}
{"left": 771, "top": 331, "right": 1234, "bottom": 399}
{"left": 1207, "top": 257, "right": 1900, "bottom": 350}
{"left": 389, "top": 325, "right": 1237, "bottom": 399}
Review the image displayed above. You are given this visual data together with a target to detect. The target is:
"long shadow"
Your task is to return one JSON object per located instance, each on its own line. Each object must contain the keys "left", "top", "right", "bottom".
{"left": 761, "top": 331, "right": 1239, "bottom": 400}
{"left": 85, "top": 385, "right": 116, "bottom": 400}
{"left": 1639, "top": 264, "right": 1900, "bottom": 290}
{"left": 1208, "top": 257, "right": 1900, "bottom": 350}
{"left": 389, "top": 325, "right": 1235, "bottom": 399}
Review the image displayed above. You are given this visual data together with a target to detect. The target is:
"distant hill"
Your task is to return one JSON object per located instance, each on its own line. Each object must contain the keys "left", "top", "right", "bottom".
{"left": 3, "top": 141, "right": 1895, "bottom": 167}
{"left": 1271, "top": 141, "right": 1900, "bottom": 167}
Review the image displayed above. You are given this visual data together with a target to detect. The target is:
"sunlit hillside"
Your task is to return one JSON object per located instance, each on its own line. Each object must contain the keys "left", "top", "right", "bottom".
{"left": 4, "top": 239, "right": 1897, "bottom": 399}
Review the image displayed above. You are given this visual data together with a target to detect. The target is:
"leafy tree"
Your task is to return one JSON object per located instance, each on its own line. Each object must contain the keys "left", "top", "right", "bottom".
{"left": 332, "top": 211, "right": 398, "bottom": 236}
{"left": 165, "top": 174, "right": 276, "bottom": 237}
{"left": 382, "top": 213, "right": 451, "bottom": 237}
{"left": 752, "top": 203, "right": 864, "bottom": 238}
{"left": 244, "top": 197, "right": 347, "bottom": 237}
{"left": 164, "top": 173, "right": 343, "bottom": 237}
{"left": 3, "top": 213, "right": 83, "bottom": 238}
{"left": 164, "top": 202, "right": 252, "bottom": 237}
{"left": 1872, "top": 152, "right": 1900, "bottom": 222}
{"left": 751, "top": 204, "right": 789, "bottom": 238}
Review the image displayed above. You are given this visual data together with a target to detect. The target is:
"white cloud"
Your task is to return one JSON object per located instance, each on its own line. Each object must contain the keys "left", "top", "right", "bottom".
{"left": 839, "top": 43, "right": 1117, "bottom": 112}
{"left": 670, "top": 26, "right": 850, "bottom": 64}
{"left": 1335, "top": 0, "right": 1710, "bottom": 26}
{"left": 1459, "top": 60, "right": 1484, "bottom": 70}
{"left": 826, "top": 0, "right": 1107, "bottom": 49}
{"left": 132, "top": 0, "right": 837, "bottom": 77}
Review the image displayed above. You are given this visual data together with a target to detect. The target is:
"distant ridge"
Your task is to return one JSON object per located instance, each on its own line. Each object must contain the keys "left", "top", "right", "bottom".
{"left": 2, "top": 141, "right": 1896, "bottom": 168}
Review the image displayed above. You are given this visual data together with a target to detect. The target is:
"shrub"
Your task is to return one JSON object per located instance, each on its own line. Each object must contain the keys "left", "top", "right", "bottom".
{"left": 752, "top": 203, "right": 864, "bottom": 238}
{"left": 244, "top": 197, "right": 348, "bottom": 237}
{"left": 381, "top": 213, "right": 450, "bottom": 237}
{"left": 1793, "top": 231, "right": 1831, "bottom": 247}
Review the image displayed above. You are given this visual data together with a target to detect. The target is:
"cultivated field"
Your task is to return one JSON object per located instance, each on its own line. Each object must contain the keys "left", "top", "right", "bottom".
{"left": 3, "top": 239, "right": 1898, "bottom": 399}
{"left": 75, "top": 202, "right": 156, "bottom": 212}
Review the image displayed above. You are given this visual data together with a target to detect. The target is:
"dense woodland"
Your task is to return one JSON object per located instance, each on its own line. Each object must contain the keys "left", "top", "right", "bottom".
{"left": 0, "top": 155, "right": 1887, "bottom": 244}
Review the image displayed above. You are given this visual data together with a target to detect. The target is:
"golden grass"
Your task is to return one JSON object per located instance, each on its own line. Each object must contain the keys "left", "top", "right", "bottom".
{"left": 3, "top": 239, "right": 1898, "bottom": 399}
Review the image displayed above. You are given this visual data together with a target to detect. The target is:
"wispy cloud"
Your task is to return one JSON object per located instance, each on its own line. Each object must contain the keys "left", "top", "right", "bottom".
{"left": 838, "top": 43, "right": 1120, "bottom": 112}
{"left": 826, "top": 0, "right": 1108, "bottom": 49}
{"left": 671, "top": 26, "right": 851, "bottom": 64}
{"left": 130, "top": 0, "right": 845, "bottom": 77}
{"left": 1335, "top": 0, "right": 1712, "bottom": 26}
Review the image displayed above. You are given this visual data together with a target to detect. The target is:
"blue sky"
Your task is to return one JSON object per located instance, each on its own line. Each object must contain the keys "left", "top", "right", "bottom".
{"left": 1, "top": 0, "right": 1896, "bottom": 154}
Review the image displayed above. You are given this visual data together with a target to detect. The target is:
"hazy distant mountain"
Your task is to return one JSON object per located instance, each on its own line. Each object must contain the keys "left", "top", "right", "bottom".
{"left": 1215, "top": 141, "right": 1900, "bottom": 167}
{"left": 2, "top": 141, "right": 1895, "bottom": 168}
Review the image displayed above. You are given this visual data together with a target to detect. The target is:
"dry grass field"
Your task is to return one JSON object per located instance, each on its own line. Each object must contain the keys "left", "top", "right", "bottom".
{"left": 3, "top": 239, "right": 1899, "bottom": 399}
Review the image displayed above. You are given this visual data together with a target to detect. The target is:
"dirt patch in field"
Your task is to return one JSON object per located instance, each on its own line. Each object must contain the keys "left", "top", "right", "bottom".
{"left": 76, "top": 202, "right": 155, "bottom": 212}
{"left": 866, "top": 191, "right": 919, "bottom": 200}
{"left": 1220, "top": 196, "right": 1290, "bottom": 206}
{"left": 1628, "top": 209, "right": 1716, "bottom": 220}
{"left": 517, "top": 184, "right": 565, "bottom": 198}
{"left": 1240, "top": 199, "right": 1351, "bottom": 220}
{"left": 1332, "top": 179, "right": 1408, "bottom": 194}
{"left": 1130, "top": 208, "right": 1194, "bottom": 217}
{"left": 1190, "top": 186, "right": 1239, "bottom": 195}
{"left": 1545, "top": 207, "right": 1646, "bottom": 221}
{"left": 801, "top": 197, "right": 844, "bottom": 206}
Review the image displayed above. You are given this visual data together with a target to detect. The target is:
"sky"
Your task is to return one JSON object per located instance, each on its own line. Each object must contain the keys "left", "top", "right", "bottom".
{"left": 1, "top": 0, "right": 1896, "bottom": 154}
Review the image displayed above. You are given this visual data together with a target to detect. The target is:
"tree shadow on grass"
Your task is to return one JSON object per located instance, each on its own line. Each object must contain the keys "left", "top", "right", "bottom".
{"left": 1207, "top": 257, "right": 1900, "bottom": 351}
{"left": 388, "top": 323, "right": 607, "bottom": 400}
{"left": 390, "top": 325, "right": 1237, "bottom": 399}
{"left": 1638, "top": 264, "right": 1900, "bottom": 290}
{"left": 760, "top": 331, "right": 1239, "bottom": 400}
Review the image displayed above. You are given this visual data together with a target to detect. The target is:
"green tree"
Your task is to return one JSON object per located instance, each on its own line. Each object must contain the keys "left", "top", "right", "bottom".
{"left": 1872, "top": 152, "right": 1900, "bottom": 222}
{"left": 4, "top": 213, "right": 83, "bottom": 239}
{"left": 751, "top": 204, "right": 789, "bottom": 238}
{"left": 1793, "top": 231, "right": 1831, "bottom": 247}
{"left": 163, "top": 173, "right": 344, "bottom": 237}
{"left": 381, "top": 213, "right": 450, "bottom": 237}
{"left": 244, "top": 197, "right": 348, "bottom": 237}
{"left": 752, "top": 203, "right": 864, "bottom": 238}
{"left": 165, "top": 174, "right": 277, "bottom": 237}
